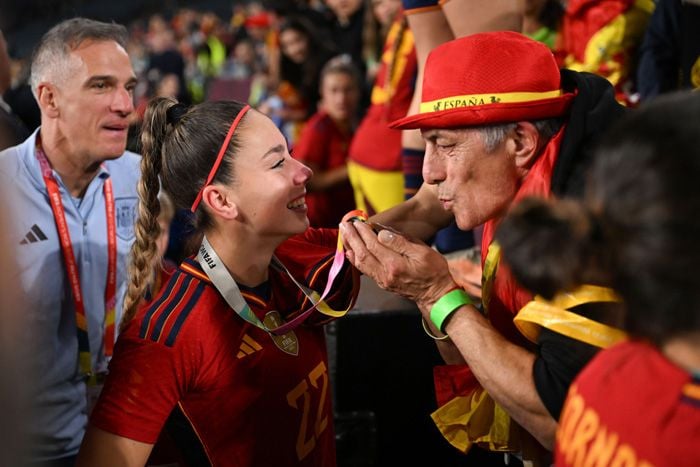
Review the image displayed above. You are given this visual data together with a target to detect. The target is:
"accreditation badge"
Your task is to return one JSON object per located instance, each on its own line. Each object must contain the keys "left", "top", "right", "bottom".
{"left": 264, "top": 311, "right": 299, "bottom": 356}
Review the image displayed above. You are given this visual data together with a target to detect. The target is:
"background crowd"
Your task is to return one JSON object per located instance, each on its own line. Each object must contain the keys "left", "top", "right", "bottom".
{"left": 3, "top": 0, "right": 698, "bottom": 259}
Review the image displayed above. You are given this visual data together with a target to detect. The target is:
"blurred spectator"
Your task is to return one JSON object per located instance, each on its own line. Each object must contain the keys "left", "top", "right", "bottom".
{"left": 347, "top": 9, "right": 415, "bottom": 215}
{"left": 221, "top": 38, "right": 259, "bottom": 80}
{"left": 558, "top": 0, "right": 654, "bottom": 104}
{"left": 0, "top": 29, "right": 10, "bottom": 94}
{"left": 294, "top": 55, "right": 360, "bottom": 227}
{"left": 324, "top": 0, "right": 366, "bottom": 59}
{"left": 523, "top": 0, "right": 565, "bottom": 50}
{"left": 636, "top": 0, "right": 700, "bottom": 101}
{"left": 135, "top": 72, "right": 181, "bottom": 120}
{"left": 260, "top": 15, "right": 336, "bottom": 142}
{"left": 364, "top": 0, "right": 403, "bottom": 98}
{"left": 0, "top": 29, "right": 30, "bottom": 149}
{"left": 3, "top": 59, "right": 40, "bottom": 132}
{"left": 324, "top": 0, "right": 370, "bottom": 90}
{"left": 371, "top": 0, "right": 402, "bottom": 38}
{"left": 146, "top": 15, "right": 190, "bottom": 105}
{"left": 195, "top": 12, "right": 228, "bottom": 80}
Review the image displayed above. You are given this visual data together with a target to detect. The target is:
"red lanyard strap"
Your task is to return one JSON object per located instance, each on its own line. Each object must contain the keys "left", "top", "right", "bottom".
{"left": 35, "top": 141, "right": 117, "bottom": 380}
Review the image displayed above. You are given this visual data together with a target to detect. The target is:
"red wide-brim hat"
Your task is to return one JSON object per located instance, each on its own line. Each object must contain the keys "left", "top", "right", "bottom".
{"left": 390, "top": 31, "right": 575, "bottom": 130}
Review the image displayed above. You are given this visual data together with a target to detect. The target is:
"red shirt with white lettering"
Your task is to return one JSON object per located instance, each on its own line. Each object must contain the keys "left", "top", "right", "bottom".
{"left": 90, "top": 228, "right": 360, "bottom": 467}
{"left": 555, "top": 340, "right": 700, "bottom": 467}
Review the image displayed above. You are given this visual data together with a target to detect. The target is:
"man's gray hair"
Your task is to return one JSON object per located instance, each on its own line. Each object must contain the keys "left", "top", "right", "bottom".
{"left": 478, "top": 118, "right": 564, "bottom": 153}
{"left": 29, "top": 17, "right": 128, "bottom": 96}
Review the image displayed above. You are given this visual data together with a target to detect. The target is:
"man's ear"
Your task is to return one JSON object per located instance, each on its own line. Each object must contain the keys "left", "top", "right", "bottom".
{"left": 509, "top": 121, "right": 542, "bottom": 172}
{"left": 36, "top": 83, "right": 60, "bottom": 118}
{"left": 201, "top": 184, "right": 239, "bottom": 221}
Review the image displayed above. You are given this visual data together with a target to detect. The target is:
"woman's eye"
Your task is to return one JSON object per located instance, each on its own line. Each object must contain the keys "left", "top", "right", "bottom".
{"left": 272, "top": 159, "right": 285, "bottom": 169}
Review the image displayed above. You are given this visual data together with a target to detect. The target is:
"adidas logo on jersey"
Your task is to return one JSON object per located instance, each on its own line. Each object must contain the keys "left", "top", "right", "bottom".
{"left": 237, "top": 334, "right": 263, "bottom": 359}
{"left": 20, "top": 224, "right": 48, "bottom": 245}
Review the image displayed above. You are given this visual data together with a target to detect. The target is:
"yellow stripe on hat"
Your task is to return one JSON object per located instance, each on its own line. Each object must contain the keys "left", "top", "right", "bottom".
{"left": 419, "top": 90, "right": 563, "bottom": 114}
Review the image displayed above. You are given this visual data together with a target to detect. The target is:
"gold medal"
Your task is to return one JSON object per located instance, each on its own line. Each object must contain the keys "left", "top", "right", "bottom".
{"left": 264, "top": 311, "right": 299, "bottom": 356}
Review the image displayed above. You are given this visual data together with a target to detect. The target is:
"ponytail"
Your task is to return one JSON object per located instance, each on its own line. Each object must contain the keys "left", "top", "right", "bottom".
{"left": 496, "top": 197, "right": 607, "bottom": 299}
{"left": 121, "top": 97, "right": 177, "bottom": 329}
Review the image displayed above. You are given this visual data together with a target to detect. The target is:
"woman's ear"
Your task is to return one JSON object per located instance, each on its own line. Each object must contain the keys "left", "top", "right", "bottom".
{"left": 201, "top": 185, "right": 239, "bottom": 220}
{"left": 509, "top": 121, "right": 542, "bottom": 173}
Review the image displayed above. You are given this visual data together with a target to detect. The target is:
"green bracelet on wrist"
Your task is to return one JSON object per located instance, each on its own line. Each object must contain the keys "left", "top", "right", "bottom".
{"left": 430, "top": 288, "right": 472, "bottom": 334}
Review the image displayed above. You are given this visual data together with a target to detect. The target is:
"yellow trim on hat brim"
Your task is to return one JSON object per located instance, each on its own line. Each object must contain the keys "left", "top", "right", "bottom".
{"left": 419, "top": 90, "right": 564, "bottom": 114}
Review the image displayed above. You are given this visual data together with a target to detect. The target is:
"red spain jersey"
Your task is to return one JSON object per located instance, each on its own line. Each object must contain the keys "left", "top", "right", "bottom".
{"left": 293, "top": 111, "right": 355, "bottom": 228}
{"left": 555, "top": 340, "right": 700, "bottom": 467}
{"left": 349, "top": 18, "right": 417, "bottom": 171}
{"left": 91, "top": 228, "right": 360, "bottom": 467}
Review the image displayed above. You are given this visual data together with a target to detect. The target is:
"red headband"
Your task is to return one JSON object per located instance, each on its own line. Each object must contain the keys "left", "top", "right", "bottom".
{"left": 190, "top": 104, "right": 251, "bottom": 212}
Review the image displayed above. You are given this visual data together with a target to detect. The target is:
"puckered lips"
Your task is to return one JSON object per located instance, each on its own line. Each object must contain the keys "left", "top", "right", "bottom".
{"left": 438, "top": 195, "right": 454, "bottom": 210}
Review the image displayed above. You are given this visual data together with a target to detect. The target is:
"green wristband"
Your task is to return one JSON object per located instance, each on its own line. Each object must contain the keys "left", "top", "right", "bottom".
{"left": 430, "top": 288, "right": 472, "bottom": 334}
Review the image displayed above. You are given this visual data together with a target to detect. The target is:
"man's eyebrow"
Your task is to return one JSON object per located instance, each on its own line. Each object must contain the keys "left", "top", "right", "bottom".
{"left": 262, "top": 144, "right": 285, "bottom": 159}
{"left": 421, "top": 129, "right": 439, "bottom": 140}
{"left": 83, "top": 75, "right": 114, "bottom": 87}
{"left": 84, "top": 75, "right": 138, "bottom": 87}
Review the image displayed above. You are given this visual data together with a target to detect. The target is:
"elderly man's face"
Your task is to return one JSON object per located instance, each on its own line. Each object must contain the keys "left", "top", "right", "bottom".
{"left": 421, "top": 127, "right": 521, "bottom": 230}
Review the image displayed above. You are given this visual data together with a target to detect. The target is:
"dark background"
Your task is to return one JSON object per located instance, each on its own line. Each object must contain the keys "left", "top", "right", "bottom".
{"left": 1, "top": 0, "right": 237, "bottom": 58}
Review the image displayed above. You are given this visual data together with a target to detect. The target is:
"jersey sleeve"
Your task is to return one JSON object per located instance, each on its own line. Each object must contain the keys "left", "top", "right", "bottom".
{"left": 278, "top": 227, "right": 361, "bottom": 322}
{"left": 89, "top": 319, "right": 200, "bottom": 444}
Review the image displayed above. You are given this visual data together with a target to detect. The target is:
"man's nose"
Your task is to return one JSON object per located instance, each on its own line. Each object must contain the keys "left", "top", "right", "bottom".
{"left": 112, "top": 87, "right": 134, "bottom": 115}
{"left": 422, "top": 146, "right": 446, "bottom": 185}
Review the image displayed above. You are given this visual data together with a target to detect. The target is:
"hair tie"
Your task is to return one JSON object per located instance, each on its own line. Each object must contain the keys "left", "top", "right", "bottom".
{"left": 166, "top": 103, "right": 188, "bottom": 125}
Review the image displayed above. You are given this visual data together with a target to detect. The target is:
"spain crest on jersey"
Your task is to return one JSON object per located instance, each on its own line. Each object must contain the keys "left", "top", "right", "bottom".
{"left": 115, "top": 197, "right": 137, "bottom": 241}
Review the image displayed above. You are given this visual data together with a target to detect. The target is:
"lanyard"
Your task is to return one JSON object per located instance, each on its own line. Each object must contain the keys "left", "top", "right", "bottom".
{"left": 35, "top": 141, "right": 117, "bottom": 381}
{"left": 197, "top": 234, "right": 352, "bottom": 335}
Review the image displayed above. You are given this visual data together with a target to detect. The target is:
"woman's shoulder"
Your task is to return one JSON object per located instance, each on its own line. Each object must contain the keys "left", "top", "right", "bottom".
{"left": 126, "top": 260, "right": 225, "bottom": 347}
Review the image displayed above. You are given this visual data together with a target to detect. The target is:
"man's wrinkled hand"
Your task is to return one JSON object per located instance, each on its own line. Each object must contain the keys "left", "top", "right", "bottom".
{"left": 340, "top": 221, "right": 458, "bottom": 308}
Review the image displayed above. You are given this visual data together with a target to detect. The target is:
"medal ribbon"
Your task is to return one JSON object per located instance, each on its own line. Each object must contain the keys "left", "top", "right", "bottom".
{"left": 36, "top": 141, "right": 117, "bottom": 382}
{"left": 198, "top": 210, "right": 366, "bottom": 335}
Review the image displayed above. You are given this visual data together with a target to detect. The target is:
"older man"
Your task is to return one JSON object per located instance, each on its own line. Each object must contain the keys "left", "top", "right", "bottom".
{"left": 340, "top": 31, "right": 625, "bottom": 458}
{"left": 0, "top": 18, "right": 139, "bottom": 465}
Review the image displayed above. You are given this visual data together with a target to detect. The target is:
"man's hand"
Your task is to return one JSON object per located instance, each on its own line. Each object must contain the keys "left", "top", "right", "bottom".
{"left": 448, "top": 258, "right": 482, "bottom": 300}
{"left": 340, "top": 220, "right": 458, "bottom": 311}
